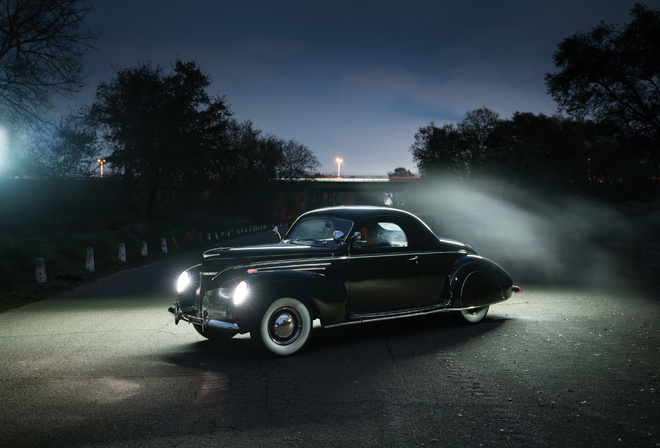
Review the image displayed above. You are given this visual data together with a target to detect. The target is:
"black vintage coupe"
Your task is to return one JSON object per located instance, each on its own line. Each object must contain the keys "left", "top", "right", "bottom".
{"left": 169, "top": 206, "right": 520, "bottom": 356}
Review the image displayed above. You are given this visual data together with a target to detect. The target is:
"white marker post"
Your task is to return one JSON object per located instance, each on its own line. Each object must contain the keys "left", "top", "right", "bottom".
{"left": 35, "top": 258, "right": 47, "bottom": 283}
{"left": 86, "top": 247, "right": 95, "bottom": 272}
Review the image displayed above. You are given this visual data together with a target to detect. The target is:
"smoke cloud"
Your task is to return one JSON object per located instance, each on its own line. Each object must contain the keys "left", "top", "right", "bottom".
{"left": 408, "top": 178, "right": 639, "bottom": 286}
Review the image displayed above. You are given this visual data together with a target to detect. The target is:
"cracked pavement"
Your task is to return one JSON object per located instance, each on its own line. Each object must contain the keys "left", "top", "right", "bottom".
{"left": 0, "top": 237, "right": 658, "bottom": 447}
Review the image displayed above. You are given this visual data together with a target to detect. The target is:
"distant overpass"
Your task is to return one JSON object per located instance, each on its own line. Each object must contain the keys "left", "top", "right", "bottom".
{"left": 276, "top": 176, "right": 420, "bottom": 210}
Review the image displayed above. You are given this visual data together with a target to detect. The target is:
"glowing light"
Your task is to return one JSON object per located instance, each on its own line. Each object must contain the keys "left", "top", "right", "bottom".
{"left": 97, "top": 158, "right": 107, "bottom": 177}
{"left": 233, "top": 281, "right": 250, "bottom": 306}
{"left": 0, "top": 127, "right": 8, "bottom": 174}
{"left": 176, "top": 271, "right": 190, "bottom": 293}
{"left": 335, "top": 157, "right": 343, "bottom": 178}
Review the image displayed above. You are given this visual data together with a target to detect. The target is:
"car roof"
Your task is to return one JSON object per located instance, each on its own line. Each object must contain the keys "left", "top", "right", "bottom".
{"left": 294, "top": 206, "right": 464, "bottom": 250}
{"left": 300, "top": 206, "right": 417, "bottom": 221}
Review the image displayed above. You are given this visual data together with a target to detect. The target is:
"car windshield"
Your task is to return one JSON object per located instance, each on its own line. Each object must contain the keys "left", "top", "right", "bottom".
{"left": 285, "top": 217, "right": 353, "bottom": 244}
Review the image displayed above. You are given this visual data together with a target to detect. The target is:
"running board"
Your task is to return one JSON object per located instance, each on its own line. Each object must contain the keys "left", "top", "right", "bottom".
{"left": 324, "top": 306, "right": 449, "bottom": 329}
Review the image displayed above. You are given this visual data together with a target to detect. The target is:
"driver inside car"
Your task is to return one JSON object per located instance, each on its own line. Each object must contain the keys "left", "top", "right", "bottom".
{"left": 355, "top": 223, "right": 389, "bottom": 248}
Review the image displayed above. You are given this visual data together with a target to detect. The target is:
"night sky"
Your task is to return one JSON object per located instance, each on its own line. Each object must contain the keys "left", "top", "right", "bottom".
{"left": 64, "top": 0, "right": 659, "bottom": 176}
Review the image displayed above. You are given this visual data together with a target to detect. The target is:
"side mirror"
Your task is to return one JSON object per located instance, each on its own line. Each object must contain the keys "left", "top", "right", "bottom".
{"left": 273, "top": 226, "right": 282, "bottom": 242}
{"left": 332, "top": 230, "right": 345, "bottom": 243}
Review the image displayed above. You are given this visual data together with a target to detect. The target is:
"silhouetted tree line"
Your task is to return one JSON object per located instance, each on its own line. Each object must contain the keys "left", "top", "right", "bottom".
{"left": 0, "top": 1, "right": 319, "bottom": 220}
{"left": 65, "top": 60, "right": 319, "bottom": 218}
{"left": 411, "top": 4, "right": 659, "bottom": 200}
{"left": 1, "top": 0, "right": 657, "bottom": 224}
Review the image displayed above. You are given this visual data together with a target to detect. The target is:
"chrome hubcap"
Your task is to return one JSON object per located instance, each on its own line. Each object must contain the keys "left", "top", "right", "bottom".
{"left": 273, "top": 313, "right": 294, "bottom": 339}
{"left": 269, "top": 307, "right": 302, "bottom": 345}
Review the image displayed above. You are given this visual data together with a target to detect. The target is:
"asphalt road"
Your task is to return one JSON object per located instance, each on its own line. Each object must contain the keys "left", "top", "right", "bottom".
{"left": 1, "top": 232, "right": 659, "bottom": 448}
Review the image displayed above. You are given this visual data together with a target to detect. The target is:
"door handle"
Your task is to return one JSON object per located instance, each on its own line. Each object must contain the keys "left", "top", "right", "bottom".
{"left": 407, "top": 256, "right": 419, "bottom": 262}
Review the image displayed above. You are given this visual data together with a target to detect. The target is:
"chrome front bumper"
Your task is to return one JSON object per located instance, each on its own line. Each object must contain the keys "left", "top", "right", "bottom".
{"left": 168, "top": 300, "right": 240, "bottom": 332}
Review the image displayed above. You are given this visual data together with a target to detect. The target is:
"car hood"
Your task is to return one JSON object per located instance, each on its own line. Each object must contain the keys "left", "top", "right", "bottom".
{"left": 203, "top": 242, "right": 340, "bottom": 263}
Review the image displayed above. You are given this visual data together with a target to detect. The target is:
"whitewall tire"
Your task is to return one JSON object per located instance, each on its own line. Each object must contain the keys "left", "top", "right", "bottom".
{"left": 255, "top": 297, "right": 312, "bottom": 356}
{"left": 457, "top": 306, "right": 489, "bottom": 324}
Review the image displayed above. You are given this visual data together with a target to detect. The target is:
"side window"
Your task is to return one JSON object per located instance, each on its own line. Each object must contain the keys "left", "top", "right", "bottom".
{"left": 352, "top": 221, "right": 409, "bottom": 251}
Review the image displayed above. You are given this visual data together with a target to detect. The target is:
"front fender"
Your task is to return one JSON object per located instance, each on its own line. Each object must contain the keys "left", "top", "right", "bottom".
{"left": 209, "top": 270, "right": 348, "bottom": 330}
{"left": 449, "top": 255, "right": 513, "bottom": 309}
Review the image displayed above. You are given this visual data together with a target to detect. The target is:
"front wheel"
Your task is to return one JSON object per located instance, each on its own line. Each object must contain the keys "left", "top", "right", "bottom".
{"left": 456, "top": 306, "right": 489, "bottom": 324}
{"left": 253, "top": 297, "right": 312, "bottom": 356}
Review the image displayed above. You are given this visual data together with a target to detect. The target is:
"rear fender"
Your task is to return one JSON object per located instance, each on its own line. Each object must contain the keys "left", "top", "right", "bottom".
{"left": 449, "top": 255, "right": 513, "bottom": 309}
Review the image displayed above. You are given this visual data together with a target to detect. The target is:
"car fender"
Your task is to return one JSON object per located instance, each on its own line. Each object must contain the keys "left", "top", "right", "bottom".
{"left": 449, "top": 255, "right": 513, "bottom": 309}
{"left": 211, "top": 269, "right": 348, "bottom": 329}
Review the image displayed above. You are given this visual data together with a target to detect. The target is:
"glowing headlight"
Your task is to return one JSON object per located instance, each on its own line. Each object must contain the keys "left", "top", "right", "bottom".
{"left": 233, "top": 281, "right": 250, "bottom": 306}
{"left": 176, "top": 271, "right": 190, "bottom": 293}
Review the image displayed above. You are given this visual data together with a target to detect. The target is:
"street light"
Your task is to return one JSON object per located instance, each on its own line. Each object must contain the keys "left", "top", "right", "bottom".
{"left": 336, "top": 157, "right": 343, "bottom": 178}
{"left": 97, "top": 158, "right": 106, "bottom": 178}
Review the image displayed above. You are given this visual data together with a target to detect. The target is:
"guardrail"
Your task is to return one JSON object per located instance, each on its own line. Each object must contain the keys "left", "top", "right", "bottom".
{"left": 8, "top": 223, "right": 288, "bottom": 284}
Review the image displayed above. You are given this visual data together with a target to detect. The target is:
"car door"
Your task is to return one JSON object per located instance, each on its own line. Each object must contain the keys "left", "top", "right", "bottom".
{"left": 347, "top": 219, "right": 429, "bottom": 314}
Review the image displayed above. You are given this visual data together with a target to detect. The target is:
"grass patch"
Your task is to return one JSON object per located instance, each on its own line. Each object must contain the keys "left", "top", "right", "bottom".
{"left": 0, "top": 218, "right": 258, "bottom": 312}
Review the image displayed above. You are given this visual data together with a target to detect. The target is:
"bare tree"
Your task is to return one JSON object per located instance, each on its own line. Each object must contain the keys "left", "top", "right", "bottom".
{"left": 410, "top": 122, "right": 465, "bottom": 177}
{"left": 276, "top": 138, "right": 320, "bottom": 178}
{"left": 44, "top": 106, "right": 97, "bottom": 177}
{"left": 457, "top": 107, "right": 501, "bottom": 174}
{"left": 0, "top": 0, "right": 97, "bottom": 126}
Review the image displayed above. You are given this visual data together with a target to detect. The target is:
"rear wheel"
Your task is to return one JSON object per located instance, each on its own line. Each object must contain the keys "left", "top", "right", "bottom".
{"left": 456, "top": 306, "right": 489, "bottom": 324}
{"left": 253, "top": 297, "right": 312, "bottom": 356}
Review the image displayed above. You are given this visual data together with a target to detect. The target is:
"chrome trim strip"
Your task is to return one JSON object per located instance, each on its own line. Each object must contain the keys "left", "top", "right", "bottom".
{"left": 445, "top": 297, "right": 507, "bottom": 311}
{"left": 348, "top": 250, "right": 467, "bottom": 260}
{"left": 348, "top": 251, "right": 418, "bottom": 260}
{"left": 212, "top": 256, "right": 347, "bottom": 280}
{"left": 249, "top": 257, "right": 342, "bottom": 268}
{"left": 324, "top": 297, "right": 509, "bottom": 329}
{"left": 325, "top": 306, "right": 449, "bottom": 328}
{"left": 168, "top": 304, "right": 240, "bottom": 331}
{"left": 251, "top": 262, "right": 332, "bottom": 273}
{"left": 206, "top": 319, "right": 240, "bottom": 331}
